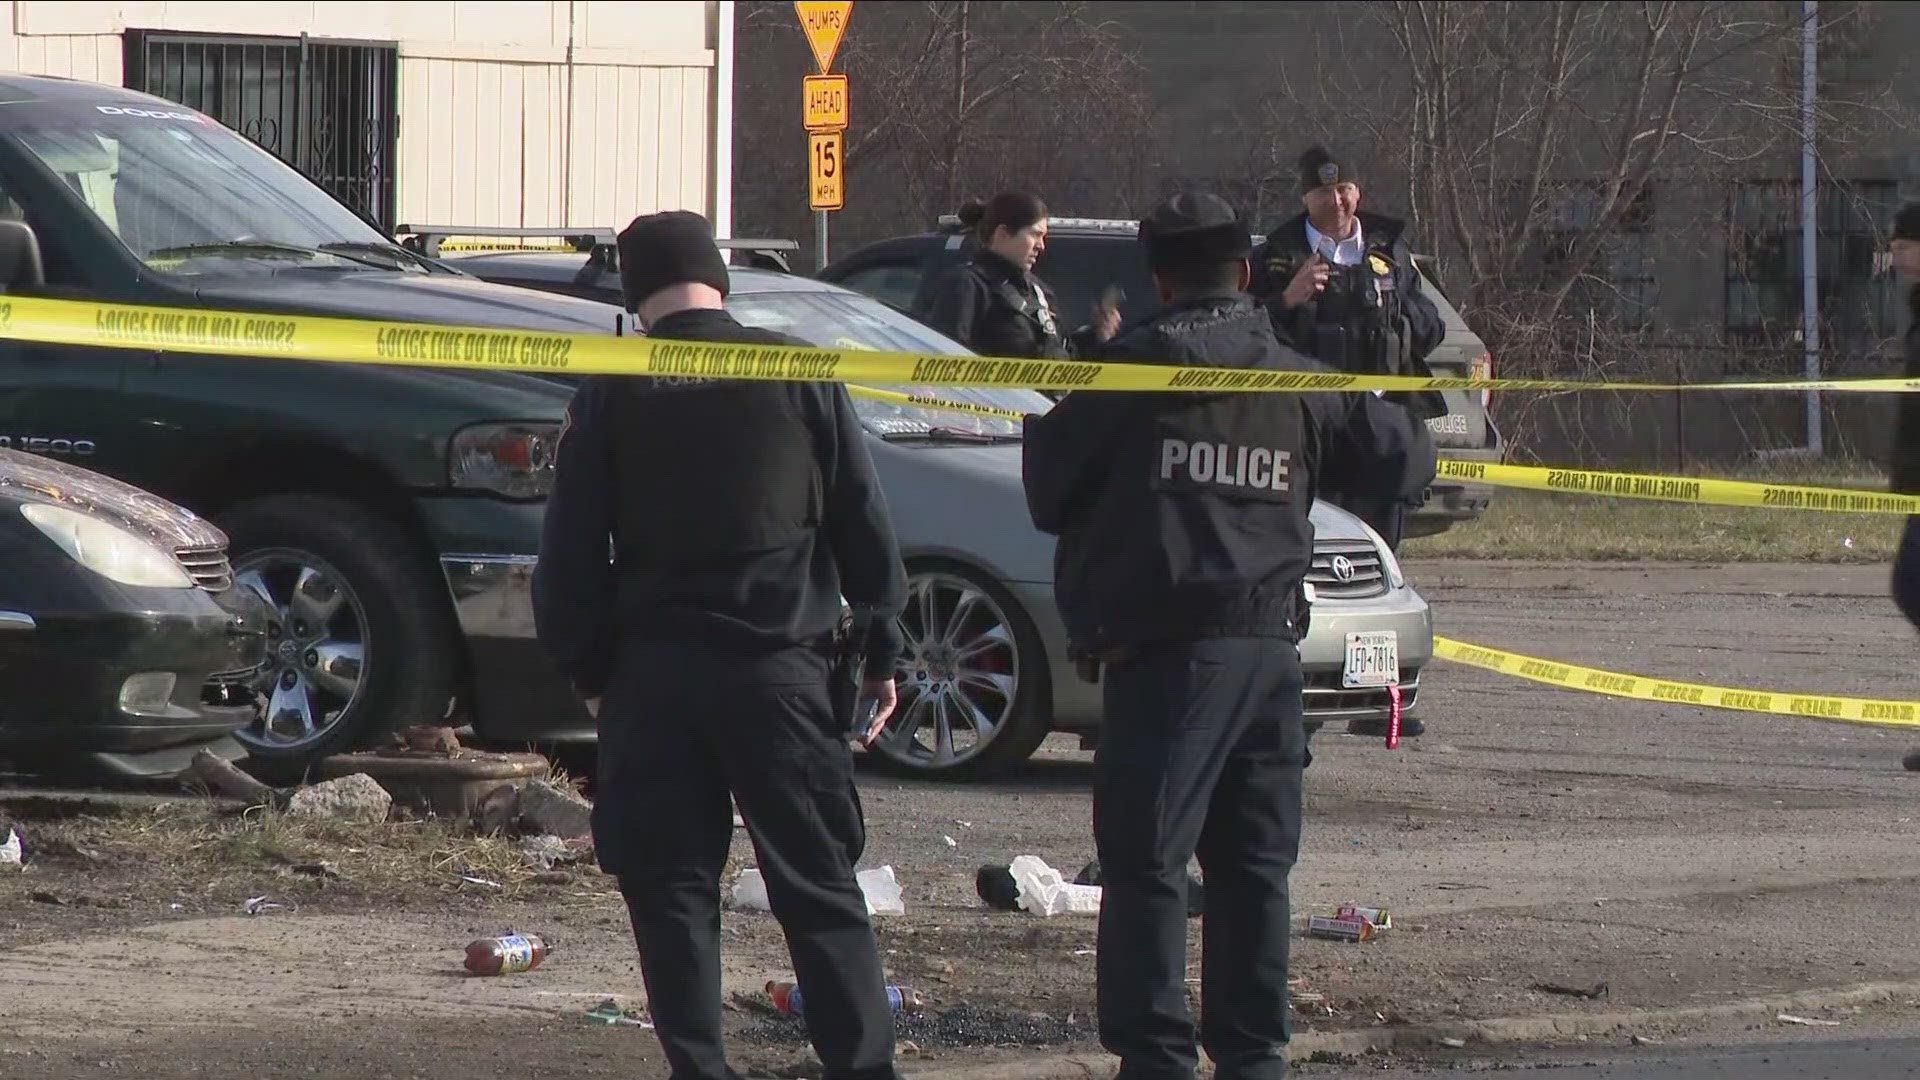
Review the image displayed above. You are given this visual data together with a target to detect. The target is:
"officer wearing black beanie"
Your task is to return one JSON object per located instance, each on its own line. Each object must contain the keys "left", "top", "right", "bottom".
{"left": 1023, "top": 192, "right": 1435, "bottom": 1080}
{"left": 533, "top": 209, "right": 910, "bottom": 1080}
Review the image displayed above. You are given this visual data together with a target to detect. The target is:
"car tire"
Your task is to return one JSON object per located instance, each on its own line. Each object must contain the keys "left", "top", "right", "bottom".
{"left": 218, "top": 494, "right": 460, "bottom": 780}
{"left": 864, "top": 561, "right": 1053, "bottom": 780}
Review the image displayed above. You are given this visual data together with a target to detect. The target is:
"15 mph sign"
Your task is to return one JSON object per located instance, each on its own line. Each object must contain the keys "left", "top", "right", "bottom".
{"left": 809, "top": 130, "right": 844, "bottom": 211}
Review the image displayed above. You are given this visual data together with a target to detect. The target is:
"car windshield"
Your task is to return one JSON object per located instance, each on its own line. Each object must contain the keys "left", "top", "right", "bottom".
{"left": 726, "top": 287, "right": 1052, "bottom": 437}
{"left": 4, "top": 100, "right": 424, "bottom": 276}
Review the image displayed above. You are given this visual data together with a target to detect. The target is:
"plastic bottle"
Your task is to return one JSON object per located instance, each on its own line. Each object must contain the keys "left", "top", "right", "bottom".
{"left": 464, "top": 932, "right": 550, "bottom": 976}
{"left": 766, "top": 980, "right": 922, "bottom": 1020}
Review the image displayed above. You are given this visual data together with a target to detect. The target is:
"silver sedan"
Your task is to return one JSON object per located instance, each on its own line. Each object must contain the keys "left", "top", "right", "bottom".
{"left": 436, "top": 249, "right": 1435, "bottom": 779}
{"left": 724, "top": 272, "right": 1434, "bottom": 777}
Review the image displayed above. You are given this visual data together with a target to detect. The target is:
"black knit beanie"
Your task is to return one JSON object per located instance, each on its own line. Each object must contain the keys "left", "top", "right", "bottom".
{"left": 616, "top": 210, "right": 731, "bottom": 311}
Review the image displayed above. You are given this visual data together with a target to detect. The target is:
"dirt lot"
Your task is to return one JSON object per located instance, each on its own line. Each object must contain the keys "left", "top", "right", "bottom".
{"left": 3, "top": 559, "right": 1919, "bottom": 1079}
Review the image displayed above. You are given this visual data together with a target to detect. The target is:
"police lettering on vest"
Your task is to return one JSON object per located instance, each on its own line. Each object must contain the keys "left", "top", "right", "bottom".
{"left": 1158, "top": 438, "right": 1293, "bottom": 493}
{"left": 1148, "top": 389, "right": 1302, "bottom": 508}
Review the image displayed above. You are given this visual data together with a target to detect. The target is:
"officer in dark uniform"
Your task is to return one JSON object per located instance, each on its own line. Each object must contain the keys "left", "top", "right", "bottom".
{"left": 914, "top": 191, "right": 1119, "bottom": 375}
{"left": 1248, "top": 144, "right": 1448, "bottom": 551}
{"left": 1887, "top": 201, "right": 1920, "bottom": 772}
{"left": 1023, "top": 192, "right": 1436, "bottom": 1080}
{"left": 533, "top": 210, "right": 910, "bottom": 1080}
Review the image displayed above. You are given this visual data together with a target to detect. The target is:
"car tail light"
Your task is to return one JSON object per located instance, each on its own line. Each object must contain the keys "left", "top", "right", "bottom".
{"left": 1470, "top": 351, "right": 1493, "bottom": 410}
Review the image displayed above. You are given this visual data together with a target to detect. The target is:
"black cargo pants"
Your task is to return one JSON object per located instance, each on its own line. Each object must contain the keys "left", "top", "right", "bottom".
{"left": 595, "top": 642, "right": 900, "bottom": 1080}
{"left": 1093, "top": 636, "right": 1307, "bottom": 1080}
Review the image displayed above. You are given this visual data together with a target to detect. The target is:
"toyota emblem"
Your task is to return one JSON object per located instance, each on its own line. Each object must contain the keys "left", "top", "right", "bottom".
{"left": 1329, "top": 555, "right": 1357, "bottom": 582}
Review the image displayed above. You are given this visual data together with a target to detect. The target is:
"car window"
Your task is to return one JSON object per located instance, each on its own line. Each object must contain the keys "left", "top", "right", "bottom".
{"left": 5, "top": 100, "right": 418, "bottom": 277}
{"left": 834, "top": 262, "right": 924, "bottom": 314}
{"left": 726, "top": 287, "right": 1053, "bottom": 437}
{"left": 0, "top": 160, "right": 92, "bottom": 291}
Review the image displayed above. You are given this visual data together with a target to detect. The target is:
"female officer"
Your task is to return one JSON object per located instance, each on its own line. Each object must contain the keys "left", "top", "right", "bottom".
{"left": 914, "top": 191, "right": 1119, "bottom": 363}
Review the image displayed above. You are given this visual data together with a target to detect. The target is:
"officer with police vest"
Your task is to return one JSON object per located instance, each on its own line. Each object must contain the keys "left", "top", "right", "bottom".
{"left": 1249, "top": 144, "right": 1448, "bottom": 548}
{"left": 1022, "top": 192, "right": 1436, "bottom": 1080}
{"left": 914, "top": 191, "right": 1121, "bottom": 402}
{"left": 532, "top": 209, "right": 910, "bottom": 1080}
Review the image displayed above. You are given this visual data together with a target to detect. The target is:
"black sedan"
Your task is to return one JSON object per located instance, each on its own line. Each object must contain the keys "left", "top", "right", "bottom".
{"left": 0, "top": 449, "right": 270, "bottom": 779}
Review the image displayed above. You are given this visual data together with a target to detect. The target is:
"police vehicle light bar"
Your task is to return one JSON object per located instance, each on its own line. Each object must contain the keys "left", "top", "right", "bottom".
{"left": 933, "top": 214, "right": 1262, "bottom": 242}
{"left": 395, "top": 224, "right": 799, "bottom": 263}
{"left": 935, "top": 214, "right": 1142, "bottom": 234}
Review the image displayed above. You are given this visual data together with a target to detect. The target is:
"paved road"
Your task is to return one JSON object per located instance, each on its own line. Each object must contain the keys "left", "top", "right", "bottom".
{"left": 1310, "top": 1033, "right": 1920, "bottom": 1078}
{"left": 831, "top": 560, "right": 1920, "bottom": 1031}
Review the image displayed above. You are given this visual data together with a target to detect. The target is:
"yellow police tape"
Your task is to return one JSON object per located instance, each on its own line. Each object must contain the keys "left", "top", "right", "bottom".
{"left": 846, "top": 386, "right": 1920, "bottom": 516}
{"left": 1436, "top": 459, "right": 1920, "bottom": 515}
{"left": 849, "top": 384, "right": 1033, "bottom": 421}
{"left": 7, "top": 292, "right": 1920, "bottom": 395}
{"left": 1433, "top": 636, "right": 1920, "bottom": 728}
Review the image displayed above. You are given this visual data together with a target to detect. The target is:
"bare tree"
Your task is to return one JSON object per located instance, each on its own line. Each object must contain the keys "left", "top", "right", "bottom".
{"left": 733, "top": 1, "right": 1154, "bottom": 260}
{"left": 1248, "top": 1, "right": 1910, "bottom": 463}
{"left": 832, "top": 2, "right": 1157, "bottom": 233}
{"left": 1262, "top": 2, "right": 1901, "bottom": 344}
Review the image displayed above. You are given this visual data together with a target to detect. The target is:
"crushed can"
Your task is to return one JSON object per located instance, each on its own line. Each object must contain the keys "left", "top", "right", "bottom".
{"left": 1337, "top": 903, "right": 1392, "bottom": 930}
{"left": 1305, "top": 915, "right": 1375, "bottom": 943}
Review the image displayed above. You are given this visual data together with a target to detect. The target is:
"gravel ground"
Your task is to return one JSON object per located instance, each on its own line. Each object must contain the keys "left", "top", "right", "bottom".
{"left": 2, "top": 560, "right": 1917, "bottom": 1079}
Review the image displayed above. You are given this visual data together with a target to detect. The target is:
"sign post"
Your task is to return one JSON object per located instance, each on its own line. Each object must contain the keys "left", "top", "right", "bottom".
{"left": 794, "top": 1, "right": 852, "bottom": 270}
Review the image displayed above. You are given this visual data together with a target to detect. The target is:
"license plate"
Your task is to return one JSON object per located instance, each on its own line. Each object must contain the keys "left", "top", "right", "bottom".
{"left": 1343, "top": 631, "right": 1400, "bottom": 689}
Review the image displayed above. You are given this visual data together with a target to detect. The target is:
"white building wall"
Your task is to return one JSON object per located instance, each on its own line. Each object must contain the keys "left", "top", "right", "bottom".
{"left": 0, "top": 1, "right": 724, "bottom": 232}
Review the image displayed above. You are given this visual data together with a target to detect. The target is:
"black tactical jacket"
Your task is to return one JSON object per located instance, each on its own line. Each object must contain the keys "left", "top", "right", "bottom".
{"left": 533, "top": 308, "right": 907, "bottom": 692}
{"left": 1249, "top": 211, "right": 1449, "bottom": 423}
{"left": 1022, "top": 292, "right": 1436, "bottom": 654}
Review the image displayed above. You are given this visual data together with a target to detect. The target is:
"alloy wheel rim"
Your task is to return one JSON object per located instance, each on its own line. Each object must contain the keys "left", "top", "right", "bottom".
{"left": 232, "top": 548, "right": 369, "bottom": 752}
{"left": 874, "top": 572, "right": 1020, "bottom": 770}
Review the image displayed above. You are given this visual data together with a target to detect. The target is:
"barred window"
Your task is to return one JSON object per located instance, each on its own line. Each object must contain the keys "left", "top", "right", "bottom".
{"left": 1724, "top": 179, "right": 1901, "bottom": 346}
{"left": 1542, "top": 184, "right": 1656, "bottom": 330}
{"left": 123, "top": 31, "right": 398, "bottom": 232}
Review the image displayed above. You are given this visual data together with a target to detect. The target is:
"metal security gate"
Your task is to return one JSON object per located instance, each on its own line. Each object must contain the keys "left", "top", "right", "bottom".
{"left": 123, "top": 31, "right": 399, "bottom": 232}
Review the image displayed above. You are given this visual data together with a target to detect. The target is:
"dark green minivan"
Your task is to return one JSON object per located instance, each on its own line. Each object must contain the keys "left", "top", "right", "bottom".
{"left": 0, "top": 74, "right": 614, "bottom": 772}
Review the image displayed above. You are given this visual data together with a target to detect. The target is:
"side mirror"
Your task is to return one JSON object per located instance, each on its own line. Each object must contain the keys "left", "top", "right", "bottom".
{"left": 0, "top": 220, "right": 45, "bottom": 292}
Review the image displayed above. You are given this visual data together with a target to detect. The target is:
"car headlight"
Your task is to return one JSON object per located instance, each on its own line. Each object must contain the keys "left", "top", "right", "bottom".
{"left": 19, "top": 503, "right": 194, "bottom": 588}
{"left": 449, "top": 421, "right": 560, "bottom": 499}
{"left": 1355, "top": 517, "right": 1407, "bottom": 590}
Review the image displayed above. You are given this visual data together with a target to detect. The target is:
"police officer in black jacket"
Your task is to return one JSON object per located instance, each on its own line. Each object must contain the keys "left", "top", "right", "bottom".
{"left": 1023, "top": 193, "right": 1436, "bottom": 1080}
{"left": 1249, "top": 145, "right": 1448, "bottom": 551}
{"left": 914, "top": 191, "right": 1120, "bottom": 368}
{"left": 533, "top": 210, "right": 910, "bottom": 1080}
{"left": 1887, "top": 201, "right": 1920, "bottom": 772}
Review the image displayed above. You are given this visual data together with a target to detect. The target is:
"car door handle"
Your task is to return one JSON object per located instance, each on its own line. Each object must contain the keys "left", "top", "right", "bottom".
{"left": 0, "top": 611, "right": 36, "bottom": 631}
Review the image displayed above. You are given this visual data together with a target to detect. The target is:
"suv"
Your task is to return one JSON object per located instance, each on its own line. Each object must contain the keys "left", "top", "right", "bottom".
{"left": 0, "top": 74, "right": 609, "bottom": 773}
{"left": 819, "top": 216, "right": 1502, "bottom": 538}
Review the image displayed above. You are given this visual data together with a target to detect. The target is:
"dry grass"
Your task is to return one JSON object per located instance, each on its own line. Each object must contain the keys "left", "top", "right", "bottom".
{"left": 1411, "top": 457, "right": 1905, "bottom": 563}
{"left": 5, "top": 790, "right": 618, "bottom": 915}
